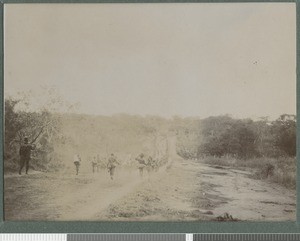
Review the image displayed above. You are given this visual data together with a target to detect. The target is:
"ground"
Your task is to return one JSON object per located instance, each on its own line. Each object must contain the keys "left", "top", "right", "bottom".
{"left": 4, "top": 157, "right": 295, "bottom": 221}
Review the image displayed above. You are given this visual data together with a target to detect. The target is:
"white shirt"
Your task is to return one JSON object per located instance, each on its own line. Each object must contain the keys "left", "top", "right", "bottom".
{"left": 74, "top": 154, "right": 81, "bottom": 162}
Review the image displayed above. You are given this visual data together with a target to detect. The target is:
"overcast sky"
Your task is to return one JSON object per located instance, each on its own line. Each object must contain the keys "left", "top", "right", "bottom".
{"left": 4, "top": 3, "right": 296, "bottom": 119}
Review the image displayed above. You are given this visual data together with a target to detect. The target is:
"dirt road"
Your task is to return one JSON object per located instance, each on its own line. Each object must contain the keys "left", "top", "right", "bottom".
{"left": 101, "top": 158, "right": 296, "bottom": 221}
{"left": 4, "top": 155, "right": 295, "bottom": 221}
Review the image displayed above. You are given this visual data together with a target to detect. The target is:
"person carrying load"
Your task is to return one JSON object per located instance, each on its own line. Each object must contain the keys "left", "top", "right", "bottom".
{"left": 107, "top": 153, "right": 119, "bottom": 180}
{"left": 136, "top": 153, "right": 146, "bottom": 177}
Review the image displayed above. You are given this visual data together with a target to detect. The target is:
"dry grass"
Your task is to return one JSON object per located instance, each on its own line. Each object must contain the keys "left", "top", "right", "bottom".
{"left": 202, "top": 156, "right": 296, "bottom": 189}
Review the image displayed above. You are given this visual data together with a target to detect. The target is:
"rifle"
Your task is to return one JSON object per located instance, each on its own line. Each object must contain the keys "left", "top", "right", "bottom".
{"left": 30, "top": 126, "right": 45, "bottom": 145}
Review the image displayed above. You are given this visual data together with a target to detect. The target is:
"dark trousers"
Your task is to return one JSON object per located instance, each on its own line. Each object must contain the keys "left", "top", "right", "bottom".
{"left": 19, "top": 157, "right": 29, "bottom": 174}
{"left": 108, "top": 167, "right": 116, "bottom": 180}
{"left": 75, "top": 164, "right": 80, "bottom": 175}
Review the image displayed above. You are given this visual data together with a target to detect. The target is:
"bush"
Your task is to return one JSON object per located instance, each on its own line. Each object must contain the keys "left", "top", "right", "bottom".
{"left": 198, "top": 115, "right": 296, "bottom": 159}
{"left": 4, "top": 97, "right": 62, "bottom": 174}
{"left": 202, "top": 156, "right": 236, "bottom": 167}
{"left": 203, "top": 156, "right": 296, "bottom": 189}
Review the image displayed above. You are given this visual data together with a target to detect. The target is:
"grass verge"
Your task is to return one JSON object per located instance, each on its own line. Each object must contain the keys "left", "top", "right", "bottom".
{"left": 202, "top": 156, "right": 296, "bottom": 189}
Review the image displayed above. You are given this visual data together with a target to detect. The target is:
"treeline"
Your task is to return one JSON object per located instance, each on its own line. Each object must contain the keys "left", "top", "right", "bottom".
{"left": 5, "top": 93, "right": 296, "bottom": 175}
{"left": 4, "top": 97, "right": 171, "bottom": 173}
{"left": 177, "top": 115, "right": 296, "bottom": 160}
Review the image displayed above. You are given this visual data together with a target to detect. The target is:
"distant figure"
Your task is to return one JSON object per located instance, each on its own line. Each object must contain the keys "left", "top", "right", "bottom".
{"left": 147, "top": 156, "right": 156, "bottom": 173}
{"left": 96, "top": 154, "right": 101, "bottom": 172}
{"left": 107, "top": 153, "right": 119, "bottom": 180}
{"left": 19, "top": 137, "right": 35, "bottom": 175}
{"left": 73, "top": 154, "right": 81, "bottom": 175}
{"left": 92, "top": 156, "right": 97, "bottom": 173}
{"left": 136, "top": 153, "right": 146, "bottom": 177}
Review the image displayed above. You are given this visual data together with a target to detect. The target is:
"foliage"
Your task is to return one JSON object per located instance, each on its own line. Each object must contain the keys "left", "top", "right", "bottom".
{"left": 4, "top": 95, "right": 63, "bottom": 173}
{"left": 202, "top": 156, "right": 296, "bottom": 189}
{"left": 271, "top": 115, "right": 296, "bottom": 157}
{"left": 5, "top": 90, "right": 296, "bottom": 178}
{"left": 171, "top": 117, "right": 202, "bottom": 160}
{"left": 197, "top": 115, "right": 296, "bottom": 159}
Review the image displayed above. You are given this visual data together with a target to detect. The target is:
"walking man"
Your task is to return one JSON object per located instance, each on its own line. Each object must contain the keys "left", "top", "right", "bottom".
{"left": 107, "top": 153, "right": 119, "bottom": 180}
{"left": 136, "top": 153, "right": 146, "bottom": 177}
{"left": 19, "top": 137, "right": 35, "bottom": 175}
{"left": 92, "top": 156, "right": 97, "bottom": 173}
{"left": 74, "top": 154, "right": 81, "bottom": 175}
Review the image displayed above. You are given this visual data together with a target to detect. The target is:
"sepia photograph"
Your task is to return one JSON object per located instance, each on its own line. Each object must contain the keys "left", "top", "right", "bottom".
{"left": 4, "top": 3, "right": 296, "bottom": 221}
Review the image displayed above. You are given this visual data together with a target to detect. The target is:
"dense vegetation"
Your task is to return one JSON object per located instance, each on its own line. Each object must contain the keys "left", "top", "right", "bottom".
{"left": 4, "top": 98, "right": 64, "bottom": 172}
{"left": 4, "top": 95, "right": 296, "bottom": 188}
{"left": 4, "top": 97, "right": 171, "bottom": 173}
{"left": 175, "top": 114, "right": 296, "bottom": 189}
{"left": 176, "top": 114, "right": 296, "bottom": 159}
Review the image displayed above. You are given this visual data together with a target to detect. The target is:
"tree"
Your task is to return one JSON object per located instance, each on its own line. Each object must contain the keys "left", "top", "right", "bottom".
{"left": 4, "top": 98, "right": 22, "bottom": 160}
{"left": 271, "top": 115, "right": 296, "bottom": 157}
{"left": 4, "top": 89, "right": 69, "bottom": 173}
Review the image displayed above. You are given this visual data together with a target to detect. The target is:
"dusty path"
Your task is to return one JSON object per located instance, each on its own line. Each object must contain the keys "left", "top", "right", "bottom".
{"left": 4, "top": 157, "right": 296, "bottom": 221}
{"left": 99, "top": 158, "right": 296, "bottom": 221}
{"left": 5, "top": 169, "right": 148, "bottom": 221}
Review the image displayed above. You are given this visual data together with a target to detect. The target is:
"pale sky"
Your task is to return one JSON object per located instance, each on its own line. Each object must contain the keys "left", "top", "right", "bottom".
{"left": 4, "top": 3, "right": 296, "bottom": 119}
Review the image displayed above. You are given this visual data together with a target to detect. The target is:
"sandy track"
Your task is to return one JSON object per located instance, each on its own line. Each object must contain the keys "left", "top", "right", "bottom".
{"left": 4, "top": 157, "right": 296, "bottom": 221}
{"left": 5, "top": 169, "right": 147, "bottom": 221}
{"left": 99, "top": 159, "right": 296, "bottom": 221}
